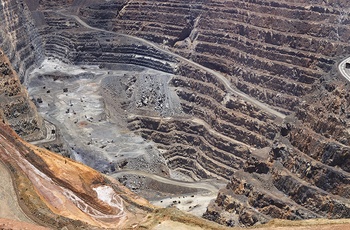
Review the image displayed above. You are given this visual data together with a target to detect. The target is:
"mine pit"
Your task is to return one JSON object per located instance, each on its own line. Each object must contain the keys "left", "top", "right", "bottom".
{"left": 26, "top": 57, "right": 228, "bottom": 215}
{"left": 1, "top": 0, "right": 350, "bottom": 228}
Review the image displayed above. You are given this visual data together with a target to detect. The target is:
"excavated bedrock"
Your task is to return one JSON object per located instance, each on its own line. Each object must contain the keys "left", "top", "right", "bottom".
{"left": 1, "top": 0, "right": 350, "bottom": 228}
{"left": 0, "top": 51, "right": 44, "bottom": 141}
{"left": 76, "top": 0, "right": 350, "bottom": 226}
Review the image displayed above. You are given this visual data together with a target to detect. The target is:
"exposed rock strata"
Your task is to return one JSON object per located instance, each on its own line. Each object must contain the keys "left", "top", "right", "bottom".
{"left": 79, "top": 0, "right": 350, "bottom": 112}
{"left": 76, "top": 0, "right": 350, "bottom": 226}
{"left": 0, "top": 0, "right": 44, "bottom": 81}
{"left": 0, "top": 51, "right": 44, "bottom": 141}
{"left": 1, "top": 0, "right": 350, "bottom": 228}
{"left": 26, "top": 1, "right": 280, "bottom": 183}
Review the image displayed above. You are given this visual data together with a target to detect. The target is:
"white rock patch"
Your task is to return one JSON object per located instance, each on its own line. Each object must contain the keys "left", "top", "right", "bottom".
{"left": 93, "top": 186, "right": 123, "bottom": 210}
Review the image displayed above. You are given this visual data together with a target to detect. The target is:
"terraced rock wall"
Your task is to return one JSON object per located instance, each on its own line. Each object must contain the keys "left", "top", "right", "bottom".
{"left": 31, "top": 4, "right": 280, "bottom": 181}
{"left": 128, "top": 64, "right": 279, "bottom": 180}
{"left": 79, "top": 0, "right": 350, "bottom": 112}
{"left": 0, "top": 0, "right": 44, "bottom": 81}
{"left": 37, "top": 11, "right": 177, "bottom": 73}
{"left": 3, "top": 0, "right": 350, "bottom": 227}
{"left": 75, "top": 0, "right": 350, "bottom": 226}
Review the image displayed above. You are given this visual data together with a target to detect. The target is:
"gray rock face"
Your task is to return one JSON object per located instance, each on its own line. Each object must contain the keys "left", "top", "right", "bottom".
{"left": 0, "top": 0, "right": 44, "bottom": 82}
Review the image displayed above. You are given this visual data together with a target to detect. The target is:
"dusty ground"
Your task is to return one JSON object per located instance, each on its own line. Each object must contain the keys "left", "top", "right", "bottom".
{"left": 27, "top": 58, "right": 172, "bottom": 174}
{"left": 112, "top": 169, "right": 226, "bottom": 216}
{"left": 153, "top": 220, "right": 350, "bottom": 230}
{"left": 0, "top": 218, "right": 49, "bottom": 230}
{"left": 0, "top": 161, "right": 33, "bottom": 223}
{"left": 254, "top": 224, "right": 350, "bottom": 230}
{"left": 253, "top": 219, "right": 350, "bottom": 230}
{"left": 153, "top": 220, "right": 204, "bottom": 230}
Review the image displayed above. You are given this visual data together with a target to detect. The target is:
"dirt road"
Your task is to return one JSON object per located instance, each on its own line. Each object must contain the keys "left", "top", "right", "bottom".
{"left": 30, "top": 120, "right": 56, "bottom": 145}
{"left": 111, "top": 169, "right": 222, "bottom": 194}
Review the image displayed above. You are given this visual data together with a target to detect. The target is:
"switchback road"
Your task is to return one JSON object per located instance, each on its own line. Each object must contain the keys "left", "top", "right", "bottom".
{"left": 30, "top": 120, "right": 56, "bottom": 145}
{"left": 338, "top": 57, "right": 350, "bottom": 81}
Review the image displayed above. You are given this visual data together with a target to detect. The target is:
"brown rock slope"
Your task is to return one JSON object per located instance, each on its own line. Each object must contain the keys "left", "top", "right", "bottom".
{"left": 0, "top": 114, "right": 234, "bottom": 229}
{"left": 0, "top": 51, "right": 44, "bottom": 141}
{"left": 0, "top": 116, "right": 135, "bottom": 229}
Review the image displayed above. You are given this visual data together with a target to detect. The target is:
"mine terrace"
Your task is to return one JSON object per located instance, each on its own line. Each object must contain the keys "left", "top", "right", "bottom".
{"left": 0, "top": 0, "right": 350, "bottom": 229}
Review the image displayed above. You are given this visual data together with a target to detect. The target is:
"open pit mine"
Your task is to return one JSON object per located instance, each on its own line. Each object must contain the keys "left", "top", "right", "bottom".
{"left": 1, "top": 0, "right": 350, "bottom": 229}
